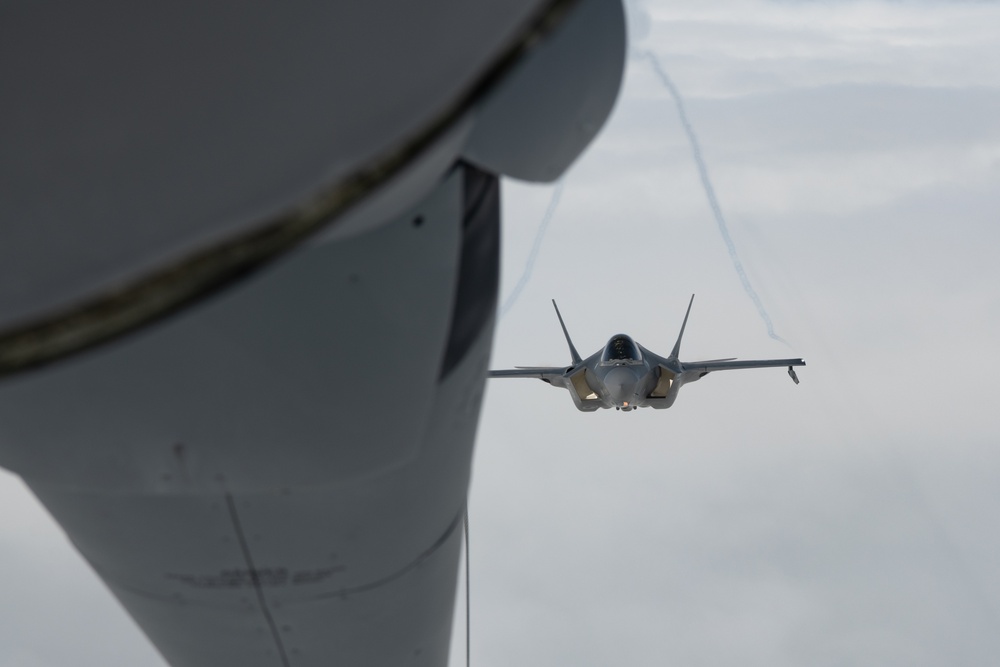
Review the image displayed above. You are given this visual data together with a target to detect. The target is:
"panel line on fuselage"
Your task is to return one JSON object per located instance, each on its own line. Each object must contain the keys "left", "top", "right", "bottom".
{"left": 224, "top": 492, "right": 292, "bottom": 667}
{"left": 294, "top": 510, "right": 464, "bottom": 603}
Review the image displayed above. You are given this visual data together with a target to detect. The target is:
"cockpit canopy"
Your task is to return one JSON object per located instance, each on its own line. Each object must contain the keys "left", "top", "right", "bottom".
{"left": 602, "top": 334, "right": 641, "bottom": 362}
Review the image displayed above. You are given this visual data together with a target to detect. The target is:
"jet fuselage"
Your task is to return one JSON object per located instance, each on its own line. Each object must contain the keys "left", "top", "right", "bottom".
{"left": 585, "top": 335, "right": 655, "bottom": 411}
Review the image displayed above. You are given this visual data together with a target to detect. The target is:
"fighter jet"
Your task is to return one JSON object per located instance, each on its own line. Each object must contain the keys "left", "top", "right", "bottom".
{"left": 490, "top": 296, "right": 805, "bottom": 411}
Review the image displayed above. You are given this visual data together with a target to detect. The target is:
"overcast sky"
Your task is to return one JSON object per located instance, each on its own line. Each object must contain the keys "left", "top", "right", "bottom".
{"left": 462, "top": 1, "right": 1000, "bottom": 666}
{"left": 2, "top": 1, "right": 999, "bottom": 666}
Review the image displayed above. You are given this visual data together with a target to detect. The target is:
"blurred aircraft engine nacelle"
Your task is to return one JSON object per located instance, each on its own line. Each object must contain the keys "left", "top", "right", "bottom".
{"left": 0, "top": 1, "right": 625, "bottom": 665}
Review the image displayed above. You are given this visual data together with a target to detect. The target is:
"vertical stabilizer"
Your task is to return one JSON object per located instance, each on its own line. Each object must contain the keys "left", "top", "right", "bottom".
{"left": 670, "top": 294, "right": 695, "bottom": 359}
{"left": 552, "top": 300, "right": 582, "bottom": 365}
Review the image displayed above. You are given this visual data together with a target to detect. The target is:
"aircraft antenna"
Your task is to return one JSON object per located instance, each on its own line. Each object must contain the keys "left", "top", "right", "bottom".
{"left": 464, "top": 506, "right": 471, "bottom": 667}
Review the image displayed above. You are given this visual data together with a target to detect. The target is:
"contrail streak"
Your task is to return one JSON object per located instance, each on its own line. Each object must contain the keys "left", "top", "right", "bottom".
{"left": 643, "top": 50, "right": 788, "bottom": 345}
{"left": 499, "top": 180, "right": 565, "bottom": 319}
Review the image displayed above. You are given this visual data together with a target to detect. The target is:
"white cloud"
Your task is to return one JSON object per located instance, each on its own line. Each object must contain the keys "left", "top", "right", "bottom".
{"left": 635, "top": 0, "right": 1000, "bottom": 94}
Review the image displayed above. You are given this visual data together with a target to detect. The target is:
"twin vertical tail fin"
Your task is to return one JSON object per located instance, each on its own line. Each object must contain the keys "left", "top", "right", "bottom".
{"left": 551, "top": 296, "right": 693, "bottom": 365}
{"left": 670, "top": 294, "right": 695, "bottom": 359}
{"left": 551, "top": 300, "right": 582, "bottom": 365}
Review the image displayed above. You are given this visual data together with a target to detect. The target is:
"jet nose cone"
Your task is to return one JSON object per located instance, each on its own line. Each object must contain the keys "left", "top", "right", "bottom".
{"left": 605, "top": 366, "right": 637, "bottom": 406}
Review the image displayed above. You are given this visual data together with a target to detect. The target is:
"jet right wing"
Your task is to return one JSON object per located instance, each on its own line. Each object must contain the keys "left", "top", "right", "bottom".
{"left": 488, "top": 366, "right": 571, "bottom": 382}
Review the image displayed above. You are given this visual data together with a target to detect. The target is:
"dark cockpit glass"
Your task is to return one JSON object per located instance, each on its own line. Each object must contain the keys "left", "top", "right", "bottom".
{"left": 602, "top": 335, "right": 641, "bottom": 362}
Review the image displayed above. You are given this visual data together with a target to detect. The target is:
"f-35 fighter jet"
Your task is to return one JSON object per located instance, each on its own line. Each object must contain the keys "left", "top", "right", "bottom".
{"left": 490, "top": 296, "right": 805, "bottom": 412}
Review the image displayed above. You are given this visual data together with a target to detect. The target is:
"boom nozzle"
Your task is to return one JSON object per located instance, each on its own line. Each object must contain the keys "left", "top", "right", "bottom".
{"left": 788, "top": 366, "right": 799, "bottom": 384}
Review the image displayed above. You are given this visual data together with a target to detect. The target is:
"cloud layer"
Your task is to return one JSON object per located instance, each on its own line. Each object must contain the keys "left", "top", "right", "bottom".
{"left": 476, "top": 2, "right": 1000, "bottom": 665}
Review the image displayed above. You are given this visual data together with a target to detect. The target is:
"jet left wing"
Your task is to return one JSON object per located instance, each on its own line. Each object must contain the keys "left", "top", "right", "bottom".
{"left": 489, "top": 365, "right": 604, "bottom": 411}
{"left": 683, "top": 357, "right": 806, "bottom": 384}
{"left": 684, "top": 358, "right": 805, "bottom": 372}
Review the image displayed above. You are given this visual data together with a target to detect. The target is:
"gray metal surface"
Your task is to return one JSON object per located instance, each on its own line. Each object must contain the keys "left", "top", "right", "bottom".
{"left": 0, "top": 1, "right": 628, "bottom": 663}
{"left": 0, "top": 166, "right": 490, "bottom": 666}
{"left": 0, "top": 0, "right": 626, "bottom": 383}
{"left": 463, "top": 0, "right": 625, "bottom": 181}
{"left": 0, "top": 0, "right": 545, "bottom": 333}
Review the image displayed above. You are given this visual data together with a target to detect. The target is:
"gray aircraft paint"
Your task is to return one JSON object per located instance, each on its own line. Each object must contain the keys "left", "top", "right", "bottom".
{"left": 0, "top": 0, "right": 627, "bottom": 665}
{"left": 489, "top": 296, "right": 803, "bottom": 412}
{"left": 0, "top": 167, "right": 487, "bottom": 667}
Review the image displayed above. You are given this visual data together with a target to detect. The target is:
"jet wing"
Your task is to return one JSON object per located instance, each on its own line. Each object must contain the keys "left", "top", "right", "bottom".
{"left": 684, "top": 358, "right": 805, "bottom": 373}
{"left": 489, "top": 366, "right": 605, "bottom": 410}
{"left": 488, "top": 367, "right": 570, "bottom": 382}
{"left": 683, "top": 358, "right": 806, "bottom": 386}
